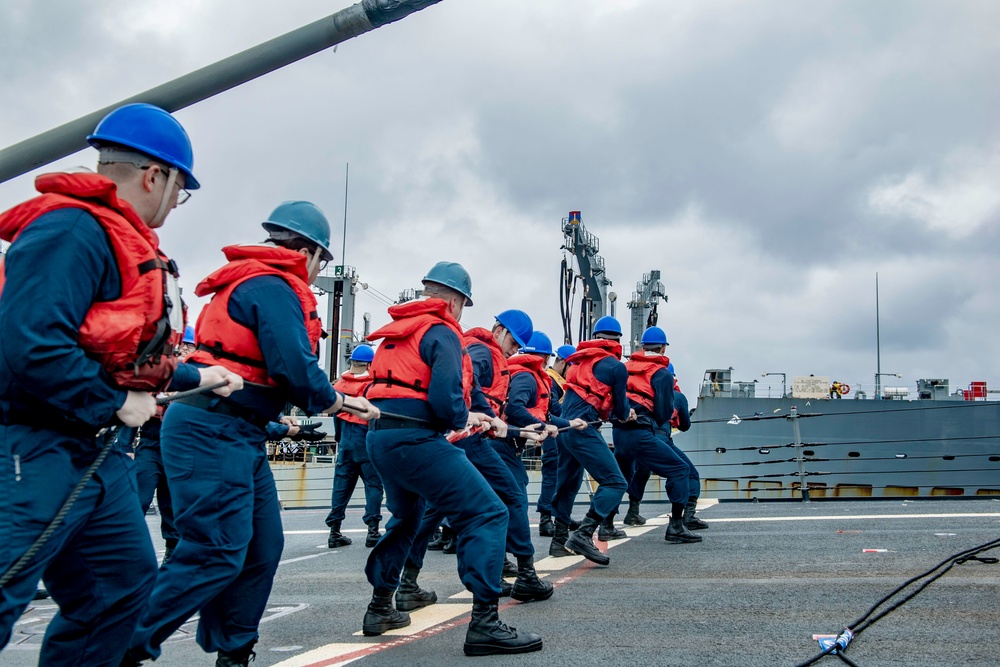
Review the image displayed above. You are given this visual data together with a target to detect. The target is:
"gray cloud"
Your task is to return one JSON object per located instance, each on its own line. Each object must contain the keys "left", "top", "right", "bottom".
{"left": 1, "top": 0, "right": 998, "bottom": 397}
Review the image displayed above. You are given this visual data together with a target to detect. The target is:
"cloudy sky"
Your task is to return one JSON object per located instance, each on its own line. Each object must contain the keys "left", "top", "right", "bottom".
{"left": 1, "top": 0, "right": 997, "bottom": 401}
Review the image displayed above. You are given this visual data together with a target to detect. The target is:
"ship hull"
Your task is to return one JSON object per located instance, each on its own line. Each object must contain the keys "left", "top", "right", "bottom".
{"left": 674, "top": 395, "right": 1000, "bottom": 500}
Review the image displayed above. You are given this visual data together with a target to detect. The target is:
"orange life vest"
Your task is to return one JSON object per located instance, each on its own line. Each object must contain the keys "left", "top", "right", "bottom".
{"left": 625, "top": 351, "right": 672, "bottom": 412}
{"left": 464, "top": 327, "right": 510, "bottom": 414}
{"left": 0, "top": 172, "right": 181, "bottom": 391}
{"left": 505, "top": 353, "right": 551, "bottom": 424}
{"left": 187, "top": 244, "right": 322, "bottom": 386}
{"left": 563, "top": 339, "right": 622, "bottom": 420}
{"left": 366, "top": 298, "right": 473, "bottom": 407}
{"left": 334, "top": 371, "right": 372, "bottom": 426}
{"left": 670, "top": 378, "right": 682, "bottom": 428}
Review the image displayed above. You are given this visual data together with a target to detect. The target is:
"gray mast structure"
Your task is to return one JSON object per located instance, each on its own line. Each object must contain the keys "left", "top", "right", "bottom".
{"left": 0, "top": 0, "right": 444, "bottom": 381}
{"left": 627, "top": 270, "right": 667, "bottom": 355}
{"left": 560, "top": 211, "right": 611, "bottom": 343}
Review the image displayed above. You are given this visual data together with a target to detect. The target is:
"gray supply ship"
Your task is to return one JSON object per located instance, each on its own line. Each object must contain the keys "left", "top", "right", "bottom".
{"left": 673, "top": 367, "right": 1000, "bottom": 500}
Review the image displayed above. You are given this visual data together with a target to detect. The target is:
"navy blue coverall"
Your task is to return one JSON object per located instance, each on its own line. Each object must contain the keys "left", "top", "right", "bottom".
{"left": 127, "top": 275, "right": 340, "bottom": 660}
{"left": 119, "top": 418, "right": 180, "bottom": 554}
{"left": 325, "top": 417, "right": 384, "bottom": 529}
{"left": 627, "top": 391, "right": 699, "bottom": 502}
{"left": 536, "top": 375, "right": 564, "bottom": 516}
{"left": 499, "top": 367, "right": 570, "bottom": 523}
{"left": 0, "top": 209, "right": 200, "bottom": 665}
{"left": 551, "top": 358, "right": 630, "bottom": 524}
{"left": 613, "top": 366, "right": 691, "bottom": 505}
{"left": 366, "top": 325, "right": 507, "bottom": 600}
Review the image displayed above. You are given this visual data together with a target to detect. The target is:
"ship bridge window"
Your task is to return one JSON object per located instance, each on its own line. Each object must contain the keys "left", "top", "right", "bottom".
{"left": 848, "top": 451, "right": 861, "bottom": 458}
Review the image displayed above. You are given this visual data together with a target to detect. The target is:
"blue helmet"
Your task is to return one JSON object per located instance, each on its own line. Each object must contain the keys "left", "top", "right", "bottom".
{"left": 556, "top": 344, "right": 576, "bottom": 360}
{"left": 182, "top": 325, "right": 196, "bottom": 345}
{"left": 495, "top": 309, "right": 533, "bottom": 348}
{"left": 667, "top": 362, "right": 675, "bottom": 375}
{"left": 593, "top": 316, "right": 622, "bottom": 337}
{"left": 350, "top": 344, "right": 375, "bottom": 363}
{"left": 641, "top": 326, "right": 668, "bottom": 345}
{"left": 521, "top": 331, "right": 553, "bottom": 356}
{"left": 422, "top": 261, "right": 473, "bottom": 306}
{"left": 87, "top": 103, "right": 200, "bottom": 189}
{"left": 262, "top": 201, "right": 334, "bottom": 262}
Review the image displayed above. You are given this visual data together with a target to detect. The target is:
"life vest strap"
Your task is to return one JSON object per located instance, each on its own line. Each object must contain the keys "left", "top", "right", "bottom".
{"left": 196, "top": 342, "right": 268, "bottom": 369}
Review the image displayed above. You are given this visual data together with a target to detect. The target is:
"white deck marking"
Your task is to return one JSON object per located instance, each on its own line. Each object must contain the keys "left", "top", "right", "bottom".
{"left": 350, "top": 602, "right": 473, "bottom": 636}
{"left": 279, "top": 552, "right": 333, "bottom": 565}
{"left": 270, "top": 643, "right": 363, "bottom": 667}
{"left": 533, "top": 553, "right": 584, "bottom": 570}
{"left": 285, "top": 529, "right": 367, "bottom": 534}
{"left": 705, "top": 512, "right": 1000, "bottom": 523}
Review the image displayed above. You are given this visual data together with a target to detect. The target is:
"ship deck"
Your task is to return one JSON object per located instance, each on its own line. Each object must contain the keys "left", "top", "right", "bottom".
{"left": 7, "top": 499, "right": 1000, "bottom": 666}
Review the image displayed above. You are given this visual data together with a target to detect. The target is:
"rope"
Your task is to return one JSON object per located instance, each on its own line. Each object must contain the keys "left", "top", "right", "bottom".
{"left": 795, "top": 536, "right": 1000, "bottom": 666}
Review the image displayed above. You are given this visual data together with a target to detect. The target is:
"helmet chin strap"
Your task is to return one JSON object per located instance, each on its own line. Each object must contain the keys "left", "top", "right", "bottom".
{"left": 150, "top": 167, "right": 179, "bottom": 227}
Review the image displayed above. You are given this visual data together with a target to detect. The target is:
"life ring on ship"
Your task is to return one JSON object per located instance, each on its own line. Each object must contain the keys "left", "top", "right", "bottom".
{"left": 837, "top": 383, "right": 850, "bottom": 395}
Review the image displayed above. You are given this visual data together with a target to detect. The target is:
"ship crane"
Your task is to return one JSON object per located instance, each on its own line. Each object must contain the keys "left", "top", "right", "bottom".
{"left": 559, "top": 211, "right": 613, "bottom": 344}
{"left": 626, "top": 270, "right": 667, "bottom": 356}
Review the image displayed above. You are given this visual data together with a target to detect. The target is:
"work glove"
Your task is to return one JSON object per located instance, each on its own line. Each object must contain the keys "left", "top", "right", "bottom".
{"left": 291, "top": 422, "right": 327, "bottom": 442}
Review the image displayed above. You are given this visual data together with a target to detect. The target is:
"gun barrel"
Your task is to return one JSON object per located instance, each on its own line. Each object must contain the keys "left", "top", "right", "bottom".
{"left": 0, "top": 0, "right": 443, "bottom": 185}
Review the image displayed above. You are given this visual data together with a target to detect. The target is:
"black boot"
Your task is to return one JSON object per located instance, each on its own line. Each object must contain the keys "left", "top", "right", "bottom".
{"left": 597, "top": 512, "right": 628, "bottom": 541}
{"left": 665, "top": 516, "right": 703, "bottom": 543}
{"left": 622, "top": 499, "right": 647, "bottom": 526}
{"left": 426, "top": 527, "right": 445, "bottom": 551}
{"left": 548, "top": 519, "right": 575, "bottom": 557}
{"left": 684, "top": 497, "right": 709, "bottom": 530}
{"left": 365, "top": 520, "right": 382, "bottom": 548}
{"left": 502, "top": 555, "right": 518, "bottom": 578}
{"left": 363, "top": 588, "right": 411, "bottom": 635}
{"left": 395, "top": 564, "right": 437, "bottom": 612}
{"left": 328, "top": 521, "right": 352, "bottom": 548}
{"left": 463, "top": 599, "right": 543, "bottom": 656}
{"left": 216, "top": 639, "right": 256, "bottom": 666}
{"left": 565, "top": 511, "right": 610, "bottom": 565}
{"left": 511, "top": 555, "right": 554, "bottom": 602}
{"left": 440, "top": 526, "right": 457, "bottom": 554}
{"left": 538, "top": 513, "right": 554, "bottom": 537}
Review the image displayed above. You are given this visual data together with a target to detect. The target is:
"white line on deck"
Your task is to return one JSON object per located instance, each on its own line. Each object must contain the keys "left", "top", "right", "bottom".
{"left": 279, "top": 552, "right": 334, "bottom": 565}
{"left": 705, "top": 512, "right": 1000, "bottom": 523}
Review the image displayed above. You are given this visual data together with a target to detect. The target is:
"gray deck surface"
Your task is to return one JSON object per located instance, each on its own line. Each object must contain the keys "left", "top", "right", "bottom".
{"left": 6, "top": 499, "right": 999, "bottom": 666}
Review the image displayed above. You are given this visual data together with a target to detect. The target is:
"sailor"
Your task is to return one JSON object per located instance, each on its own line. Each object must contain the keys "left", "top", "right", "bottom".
{"left": 537, "top": 344, "right": 575, "bottom": 537}
{"left": 549, "top": 316, "right": 633, "bottom": 565}
{"left": 501, "top": 331, "right": 587, "bottom": 592}
{"left": 325, "top": 343, "right": 385, "bottom": 549}
{"left": 0, "top": 103, "right": 241, "bottom": 664}
{"left": 362, "top": 262, "right": 543, "bottom": 656}
{"left": 613, "top": 327, "right": 701, "bottom": 544}
{"left": 391, "top": 307, "right": 541, "bottom": 607}
{"left": 122, "top": 201, "right": 379, "bottom": 666}
{"left": 658, "top": 363, "right": 708, "bottom": 530}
